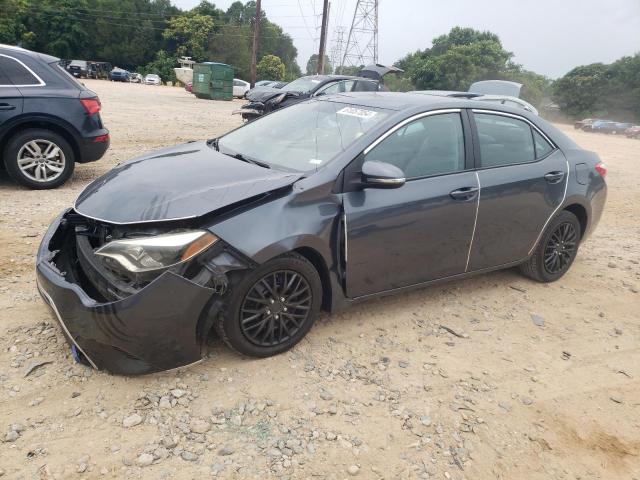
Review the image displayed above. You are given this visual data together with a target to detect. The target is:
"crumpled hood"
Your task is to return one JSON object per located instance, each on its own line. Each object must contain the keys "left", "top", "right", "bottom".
{"left": 245, "top": 86, "right": 298, "bottom": 103}
{"left": 74, "top": 141, "right": 301, "bottom": 224}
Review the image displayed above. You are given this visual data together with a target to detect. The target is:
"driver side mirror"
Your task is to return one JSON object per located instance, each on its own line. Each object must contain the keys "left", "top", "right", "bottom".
{"left": 361, "top": 161, "right": 406, "bottom": 189}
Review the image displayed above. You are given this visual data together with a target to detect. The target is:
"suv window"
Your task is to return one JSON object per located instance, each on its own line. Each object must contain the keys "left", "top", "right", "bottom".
{"left": 0, "top": 55, "right": 42, "bottom": 86}
{"left": 366, "top": 112, "right": 465, "bottom": 178}
{"left": 316, "top": 80, "right": 355, "bottom": 96}
{"left": 353, "top": 80, "right": 378, "bottom": 92}
{"left": 532, "top": 129, "right": 553, "bottom": 158}
{"left": 475, "top": 113, "right": 534, "bottom": 167}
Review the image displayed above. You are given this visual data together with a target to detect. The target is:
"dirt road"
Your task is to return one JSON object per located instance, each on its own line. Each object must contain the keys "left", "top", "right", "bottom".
{"left": 1, "top": 80, "right": 639, "bottom": 479}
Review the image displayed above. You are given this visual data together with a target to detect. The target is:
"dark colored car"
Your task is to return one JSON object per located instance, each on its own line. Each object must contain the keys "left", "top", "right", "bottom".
{"left": 67, "top": 59, "right": 88, "bottom": 78}
{"left": 582, "top": 120, "right": 613, "bottom": 132}
{"left": 0, "top": 45, "right": 110, "bottom": 189}
{"left": 36, "top": 93, "right": 606, "bottom": 375}
{"left": 625, "top": 125, "right": 640, "bottom": 138}
{"left": 108, "top": 68, "right": 129, "bottom": 82}
{"left": 236, "top": 66, "right": 403, "bottom": 122}
{"left": 597, "top": 122, "right": 634, "bottom": 134}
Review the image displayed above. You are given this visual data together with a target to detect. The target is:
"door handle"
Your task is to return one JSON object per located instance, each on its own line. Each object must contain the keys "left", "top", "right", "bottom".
{"left": 450, "top": 186, "right": 479, "bottom": 201}
{"left": 0, "top": 104, "right": 16, "bottom": 111}
{"left": 544, "top": 171, "right": 564, "bottom": 184}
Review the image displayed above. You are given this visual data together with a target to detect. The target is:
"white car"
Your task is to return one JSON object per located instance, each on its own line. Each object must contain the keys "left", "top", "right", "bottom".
{"left": 145, "top": 74, "right": 161, "bottom": 86}
{"left": 233, "top": 79, "right": 250, "bottom": 98}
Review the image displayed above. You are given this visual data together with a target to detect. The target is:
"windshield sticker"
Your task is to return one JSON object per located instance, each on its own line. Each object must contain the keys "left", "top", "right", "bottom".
{"left": 337, "top": 107, "right": 378, "bottom": 119}
{"left": 310, "top": 79, "right": 321, "bottom": 84}
{"left": 309, "top": 159, "right": 323, "bottom": 165}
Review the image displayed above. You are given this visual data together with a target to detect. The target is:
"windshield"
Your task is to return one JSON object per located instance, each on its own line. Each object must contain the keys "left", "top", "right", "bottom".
{"left": 218, "top": 100, "right": 389, "bottom": 172}
{"left": 281, "top": 76, "right": 326, "bottom": 93}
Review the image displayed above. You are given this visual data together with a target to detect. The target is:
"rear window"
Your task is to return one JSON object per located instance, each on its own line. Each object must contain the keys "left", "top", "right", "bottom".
{"left": 0, "top": 55, "right": 42, "bottom": 86}
{"left": 475, "top": 113, "right": 535, "bottom": 167}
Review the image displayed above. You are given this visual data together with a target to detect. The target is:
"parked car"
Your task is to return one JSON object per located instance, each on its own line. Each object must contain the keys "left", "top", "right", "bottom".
{"left": 582, "top": 120, "right": 612, "bottom": 132}
{"left": 67, "top": 59, "right": 88, "bottom": 78}
{"left": 601, "top": 122, "right": 634, "bottom": 134}
{"left": 625, "top": 125, "right": 640, "bottom": 138}
{"left": 255, "top": 80, "right": 275, "bottom": 87}
{"left": 129, "top": 73, "right": 143, "bottom": 83}
{"left": 575, "top": 118, "right": 597, "bottom": 129}
{"left": 108, "top": 68, "right": 129, "bottom": 82}
{"left": 238, "top": 74, "right": 381, "bottom": 122}
{"left": 144, "top": 74, "right": 161, "bottom": 85}
{"left": 233, "top": 78, "right": 250, "bottom": 98}
{"left": 36, "top": 93, "right": 606, "bottom": 374}
{"left": 0, "top": 45, "right": 109, "bottom": 189}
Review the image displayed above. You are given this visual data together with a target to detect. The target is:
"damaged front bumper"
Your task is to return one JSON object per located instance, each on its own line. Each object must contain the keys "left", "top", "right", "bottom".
{"left": 35, "top": 210, "right": 221, "bottom": 375}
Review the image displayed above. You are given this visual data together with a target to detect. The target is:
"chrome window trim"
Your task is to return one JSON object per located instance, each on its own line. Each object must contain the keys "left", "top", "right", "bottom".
{"left": 364, "top": 108, "right": 462, "bottom": 155}
{"left": 0, "top": 53, "right": 46, "bottom": 87}
{"left": 464, "top": 171, "right": 481, "bottom": 272}
{"left": 471, "top": 108, "right": 556, "bottom": 149}
{"left": 343, "top": 212, "right": 348, "bottom": 262}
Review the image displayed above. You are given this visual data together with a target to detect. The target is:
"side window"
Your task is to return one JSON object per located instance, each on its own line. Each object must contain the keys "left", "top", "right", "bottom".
{"left": 353, "top": 80, "right": 378, "bottom": 92}
{"left": 366, "top": 112, "right": 465, "bottom": 178}
{"left": 316, "top": 80, "right": 354, "bottom": 96}
{"left": 0, "top": 55, "right": 41, "bottom": 86}
{"left": 475, "top": 113, "right": 534, "bottom": 167}
{"left": 533, "top": 129, "right": 553, "bottom": 158}
{"left": 233, "top": 80, "right": 242, "bottom": 87}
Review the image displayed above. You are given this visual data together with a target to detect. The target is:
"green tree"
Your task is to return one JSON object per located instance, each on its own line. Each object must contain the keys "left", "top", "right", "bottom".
{"left": 552, "top": 63, "right": 608, "bottom": 117}
{"left": 257, "top": 54, "right": 285, "bottom": 80}
{"left": 163, "top": 13, "right": 214, "bottom": 61}
{"left": 140, "top": 49, "right": 177, "bottom": 84}
{"left": 306, "top": 54, "right": 331, "bottom": 74}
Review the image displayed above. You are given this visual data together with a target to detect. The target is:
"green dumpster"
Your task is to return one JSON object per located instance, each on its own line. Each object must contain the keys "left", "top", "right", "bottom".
{"left": 192, "top": 62, "right": 234, "bottom": 101}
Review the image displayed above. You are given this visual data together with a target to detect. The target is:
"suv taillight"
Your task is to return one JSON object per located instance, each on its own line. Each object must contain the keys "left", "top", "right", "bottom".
{"left": 80, "top": 98, "right": 101, "bottom": 116}
{"left": 595, "top": 162, "right": 607, "bottom": 179}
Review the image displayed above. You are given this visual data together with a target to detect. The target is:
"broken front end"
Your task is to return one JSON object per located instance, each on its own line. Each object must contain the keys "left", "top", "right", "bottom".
{"left": 36, "top": 209, "right": 249, "bottom": 375}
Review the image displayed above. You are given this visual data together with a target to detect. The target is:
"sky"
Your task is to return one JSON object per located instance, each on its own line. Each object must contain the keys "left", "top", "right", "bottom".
{"left": 173, "top": 0, "right": 640, "bottom": 78}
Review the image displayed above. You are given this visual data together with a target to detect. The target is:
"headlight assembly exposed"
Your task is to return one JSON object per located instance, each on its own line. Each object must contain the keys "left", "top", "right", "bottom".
{"left": 95, "top": 230, "right": 218, "bottom": 273}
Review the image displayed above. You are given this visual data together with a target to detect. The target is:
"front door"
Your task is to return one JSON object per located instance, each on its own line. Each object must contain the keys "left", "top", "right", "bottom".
{"left": 343, "top": 110, "right": 479, "bottom": 298}
{"left": 467, "top": 111, "right": 567, "bottom": 271}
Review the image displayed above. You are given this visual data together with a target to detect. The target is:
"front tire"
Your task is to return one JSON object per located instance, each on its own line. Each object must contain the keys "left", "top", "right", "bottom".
{"left": 4, "top": 129, "right": 75, "bottom": 189}
{"left": 216, "top": 253, "right": 322, "bottom": 357}
{"left": 519, "top": 210, "right": 581, "bottom": 282}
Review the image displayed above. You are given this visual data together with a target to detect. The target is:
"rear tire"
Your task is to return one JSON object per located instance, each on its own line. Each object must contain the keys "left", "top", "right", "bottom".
{"left": 519, "top": 210, "right": 581, "bottom": 282}
{"left": 215, "top": 253, "right": 322, "bottom": 357}
{"left": 4, "top": 129, "right": 75, "bottom": 189}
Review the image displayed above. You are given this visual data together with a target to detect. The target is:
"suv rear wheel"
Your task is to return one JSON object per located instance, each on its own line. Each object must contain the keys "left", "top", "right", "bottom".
{"left": 4, "top": 128, "right": 75, "bottom": 189}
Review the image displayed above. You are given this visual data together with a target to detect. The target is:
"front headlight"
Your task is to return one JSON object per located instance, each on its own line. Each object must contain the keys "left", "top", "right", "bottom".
{"left": 95, "top": 230, "right": 218, "bottom": 273}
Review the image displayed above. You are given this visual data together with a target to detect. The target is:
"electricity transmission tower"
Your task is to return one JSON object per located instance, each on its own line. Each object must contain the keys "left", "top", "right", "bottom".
{"left": 330, "top": 26, "right": 346, "bottom": 73}
{"left": 341, "top": 0, "right": 378, "bottom": 69}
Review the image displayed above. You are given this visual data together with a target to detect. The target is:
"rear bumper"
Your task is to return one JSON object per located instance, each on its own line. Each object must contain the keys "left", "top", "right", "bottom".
{"left": 36, "top": 210, "right": 215, "bottom": 375}
{"left": 77, "top": 132, "right": 109, "bottom": 163}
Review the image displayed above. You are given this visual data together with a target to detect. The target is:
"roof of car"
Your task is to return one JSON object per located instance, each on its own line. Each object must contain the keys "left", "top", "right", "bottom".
{"left": 0, "top": 44, "right": 59, "bottom": 63}
{"left": 319, "top": 91, "right": 542, "bottom": 116}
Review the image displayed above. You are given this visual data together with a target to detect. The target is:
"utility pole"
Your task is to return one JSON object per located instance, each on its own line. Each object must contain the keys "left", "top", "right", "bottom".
{"left": 250, "top": 0, "right": 262, "bottom": 88}
{"left": 317, "top": 0, "right": 330, "bottom": 74}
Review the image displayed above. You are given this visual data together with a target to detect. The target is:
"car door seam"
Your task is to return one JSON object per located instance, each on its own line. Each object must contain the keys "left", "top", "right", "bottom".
{"left": 464, "top": 171, "right": 481, "bottom": 272}
{"left": 527, "top": 159, "right": 570, "bottom": 255}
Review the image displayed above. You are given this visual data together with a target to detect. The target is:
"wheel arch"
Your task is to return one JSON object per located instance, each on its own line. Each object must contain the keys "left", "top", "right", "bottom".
{"left": 293, "top": 246, "right": 332, "bottom": 312}
{"left": 563, "top": 203, "right": 588, "bottom": 238}
{"left": 0, "top": 116, "right": 81, "bottom": 166}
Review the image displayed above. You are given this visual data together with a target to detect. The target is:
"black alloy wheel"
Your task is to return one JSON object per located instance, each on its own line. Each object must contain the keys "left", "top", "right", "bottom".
{"left": 240, "top": 270, "right": 312, "bottom": 347}
{"left": 519, "top": 210, "right": 582, "bottom": 283}
{"left": 215, "top": 253, "right": 322, "bottom": 357}
{"left": 543, "top": 222, "right": 578, "bottom": 274}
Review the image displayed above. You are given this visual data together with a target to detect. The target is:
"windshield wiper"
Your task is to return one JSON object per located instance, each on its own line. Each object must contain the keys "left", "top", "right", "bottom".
{"left": 231, "top": 152, "right": 271, "bottom": 169}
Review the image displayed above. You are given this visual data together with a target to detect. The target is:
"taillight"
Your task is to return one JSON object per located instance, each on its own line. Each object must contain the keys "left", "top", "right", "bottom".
{"left": 80, "top": 98, "right": 101, "bottom": 116}
{"left": 93, "top": 134, "right": 109, "bottom": 143}
{"left": 595, "top": 162, "right": 607, "bottom": 179}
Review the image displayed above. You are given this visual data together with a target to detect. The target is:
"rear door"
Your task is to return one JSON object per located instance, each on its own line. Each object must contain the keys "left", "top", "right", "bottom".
{"left": 0, "top": 54, "right": 25, "bottom": 130}
{"left": 467, "top": 110, "right": 567, "bottom": 271}
{"left": 343, "top": 110, "right": 479, "bottom": 297}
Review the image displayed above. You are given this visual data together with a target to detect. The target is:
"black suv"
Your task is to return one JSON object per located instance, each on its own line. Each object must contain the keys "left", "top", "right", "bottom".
{"left": 0, "top": 45, "right": 109, "bottom": 189}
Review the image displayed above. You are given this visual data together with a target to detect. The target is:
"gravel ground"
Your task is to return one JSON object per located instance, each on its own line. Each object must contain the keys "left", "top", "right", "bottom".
{"left": 0, "top": 80, "right": 639, "bottom": 479}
